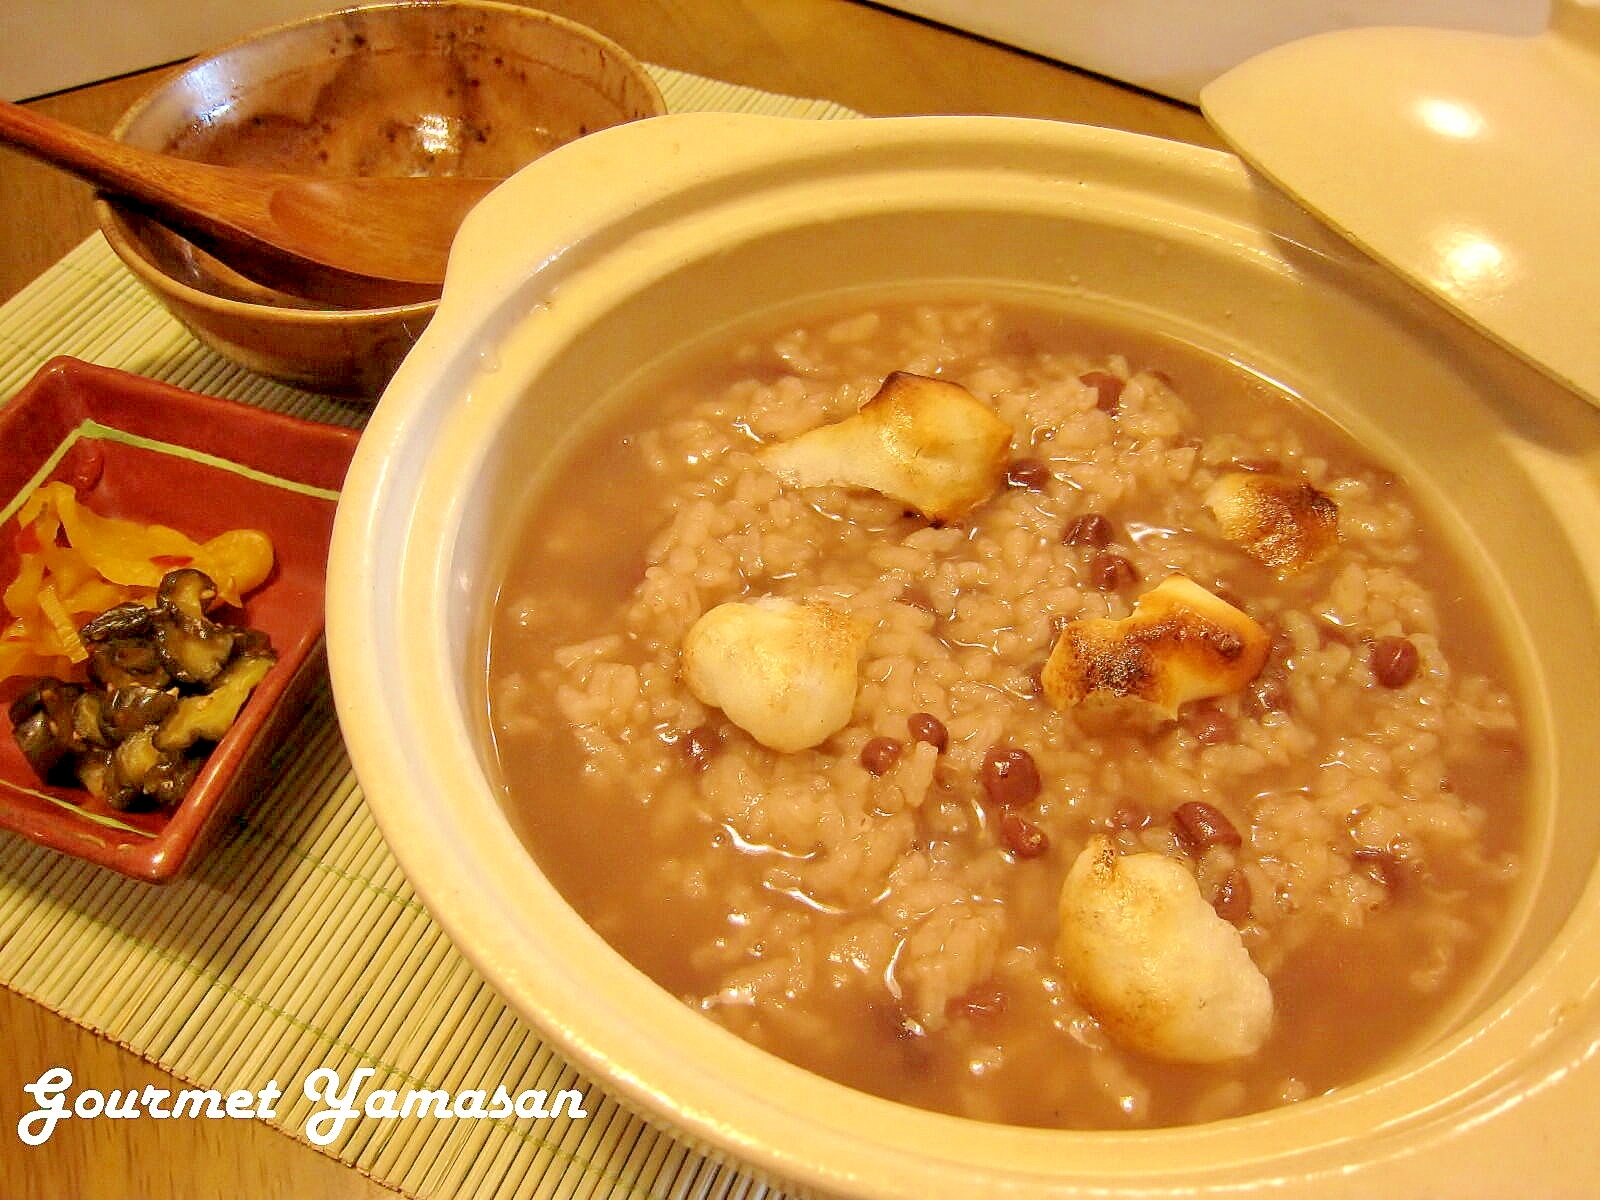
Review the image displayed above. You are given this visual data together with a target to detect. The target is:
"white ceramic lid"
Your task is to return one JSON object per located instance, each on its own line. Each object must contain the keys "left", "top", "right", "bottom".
{"left": 1201, "top": 0, "right": 1600, "bottom": 406}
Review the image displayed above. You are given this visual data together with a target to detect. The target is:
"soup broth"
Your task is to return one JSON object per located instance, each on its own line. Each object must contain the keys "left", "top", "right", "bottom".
{"left": 487, "top": 297, "right": 1525, "bottom": 1129}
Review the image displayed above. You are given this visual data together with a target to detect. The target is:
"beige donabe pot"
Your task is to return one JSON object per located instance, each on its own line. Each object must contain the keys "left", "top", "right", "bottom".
{"left": 326, "top": 113, "right": 1600, "bottom": 1198}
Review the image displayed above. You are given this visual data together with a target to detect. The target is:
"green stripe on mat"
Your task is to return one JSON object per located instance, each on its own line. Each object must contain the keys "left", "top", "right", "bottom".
{"left": 0, "top": 64, "right": 857, "bottom": 1200}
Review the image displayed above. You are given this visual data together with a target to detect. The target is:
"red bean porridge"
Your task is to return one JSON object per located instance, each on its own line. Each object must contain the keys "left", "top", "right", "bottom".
{"left": 487, "top": 298, "right": 1526, "bottom": 1128}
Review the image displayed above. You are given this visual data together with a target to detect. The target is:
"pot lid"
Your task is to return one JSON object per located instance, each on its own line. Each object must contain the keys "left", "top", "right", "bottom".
{"left": 1200, "top": 0, "right": 1600, "bottom": 406}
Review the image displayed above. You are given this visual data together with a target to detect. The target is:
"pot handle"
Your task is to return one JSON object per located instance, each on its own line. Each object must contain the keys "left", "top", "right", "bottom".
{"left": 438, "top": 113, "right": 832, "bottom": 308}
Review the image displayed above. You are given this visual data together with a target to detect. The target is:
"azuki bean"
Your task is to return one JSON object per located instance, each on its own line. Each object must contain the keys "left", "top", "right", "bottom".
{"left": 684, "top": 723, "right": 721, "bottom": 770}
{"left": 1370, "top": 636, "right": 1421, "bottom": 688}
{"left": 1109, "top": 803, "right": 1152, "bottom": 831}
{"left": 861, "top": 736, "right": 904, "bottom": 776}
{"left": 1318, "top": 618, "right": 1358, "bottom": 647}
{"left": 1023, "top": 661, "right": 1047, "bottom": 698}
{"left": 1089, "top": 552, "right": 1138, "bottom": 591}
{"left": 1247, "top": 671, "right": 1291, "bottom": 716}
{"left": 1181, "top": 705, "right": 1235, "bottom": 746}
{"left": 1352, "top": 846, "right": 1408, "bottom": 893}
{"left": 948, "top": 985, "right": 1008, "bottom": 1019}
{"left": 999, "top": 811, "right": 1049, "bottom": 858}
{"left": 1213, "top": 587, "right": 1251, "bottom": 616}
{"left": 1212, "top": 867, "right": 1252, "bottom": 923}
{"left": 1064, "top": 512, "right": 1114, "bottom": 548}
{"left": 1005, "top": 458, "right": 1051, "bottom": 490}
{"left": 1080, "top": 370, "right": 1125, "bottom": 413}
{"left": 907, "top": 712, "right": 948, "bottom": 753}
{"left": 1172, "top": 800, "right": 1243, "bottom": 849}
{"left": 981, "top": 745, "right": 1041, "bottom": 808}
{"left": 1231, "top": 457, "right": 1282, "bottom": 474}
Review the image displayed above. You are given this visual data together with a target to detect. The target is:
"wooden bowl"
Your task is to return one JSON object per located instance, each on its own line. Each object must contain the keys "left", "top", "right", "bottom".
{"left": 95, "top": 1, "right": 664, "bottom": 399}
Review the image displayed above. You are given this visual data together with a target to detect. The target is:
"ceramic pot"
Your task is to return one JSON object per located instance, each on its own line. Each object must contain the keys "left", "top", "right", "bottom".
{"left": 327, "top": 113, "right": 1600, "bottom": 1198}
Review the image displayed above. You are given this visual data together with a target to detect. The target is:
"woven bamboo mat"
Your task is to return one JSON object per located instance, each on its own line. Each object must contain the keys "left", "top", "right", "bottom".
{"left": 0, "top": 67, "right": 856, "bottom": 1200}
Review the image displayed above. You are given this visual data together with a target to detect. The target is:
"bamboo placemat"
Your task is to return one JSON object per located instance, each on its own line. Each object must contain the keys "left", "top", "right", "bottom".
{"left": 0, "top": 67, "right": 856, "bottom": 1200}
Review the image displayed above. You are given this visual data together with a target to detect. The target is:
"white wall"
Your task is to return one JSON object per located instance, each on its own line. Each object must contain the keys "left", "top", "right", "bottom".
{"left": 879, "top": 0, "right": 1551, "bottom": 103}
{"left": 2, "top": 0, "right": 347, "bottom": 100}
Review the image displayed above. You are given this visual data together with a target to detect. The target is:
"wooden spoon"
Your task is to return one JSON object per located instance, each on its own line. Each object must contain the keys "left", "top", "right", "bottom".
{"left": 0, "top": 99, "right": 502, "bottom": 307}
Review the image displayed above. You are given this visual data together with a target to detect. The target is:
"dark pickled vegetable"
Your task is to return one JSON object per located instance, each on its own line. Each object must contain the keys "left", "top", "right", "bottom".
{"left": 11, "top": 678, "right": 80, "bottom": 731}
{"left": 79, "top": 602, "right": 155, "bottom": 642}
{"left": 6, "top": 567, "right": 276, "bottom": 810}
{"left": 142, "top": 754, "right": 202, "bottom": 809}
{"left": 157, "top": 568, "right": 217, "bottom": 626}
{"left": 154, "top": 619, "right": 236, "bottom": 686}
{"left": 8, "top": 679, "right": 83, "bottom": 779}
{"left": 155, "top": 654, "right": 274, "bottom": 753}
{"left": 13, "top": 709, "right": 70, "bottom": 779}
{"left": 70, "top": 690, "right": 113, "bottom": 750}
{"left": 107, "top": 685, "right": 179, "bottom": 739}
{"left": 232, "top": 627, "right": 274, "bottom": 658}
{"left": 88, "top": 638, "right": 172, "bottom": 690}
{"left": 111, "top": 728, "right": 163, "bottom": 796}
{"left": 154, "top": 569, "right": 236, "bottom": 685}
{"left": 75, "top": 748, "right": 113, "bottom": 798}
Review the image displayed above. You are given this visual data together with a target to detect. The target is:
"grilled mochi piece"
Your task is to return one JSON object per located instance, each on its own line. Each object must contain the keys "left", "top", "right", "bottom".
{"left": 683, "top": 596, "right": 869, "bottom": 753}
{"left": 1042, "top": 575, "right": 1269, "bottom": 721}
{"left": 758, "top": 372, "right": 1013, "bottom": 522}
{"left": 1056, "top": 835, "right": 1273, "bottom": 1063}
{"left": 1204, "top": 471, "right": 1339, "bottom": 575}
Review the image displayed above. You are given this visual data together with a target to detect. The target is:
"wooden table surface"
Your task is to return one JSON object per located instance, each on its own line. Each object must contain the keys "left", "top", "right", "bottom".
{"left": 0, "top": 2, "right": 1217, "bottom": 1196}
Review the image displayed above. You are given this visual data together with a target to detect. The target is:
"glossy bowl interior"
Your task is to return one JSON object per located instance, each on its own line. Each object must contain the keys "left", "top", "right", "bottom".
{"left": 96, "top": 0, "right": 664, "bottom": 398}
{"left": 328, "top": 113, "right": 1600, "bottom": 1196}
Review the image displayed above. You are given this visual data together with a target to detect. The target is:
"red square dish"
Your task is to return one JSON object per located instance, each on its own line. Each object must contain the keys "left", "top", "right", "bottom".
{"left": 0, "top": 358, "right": 359, "bottom": 881}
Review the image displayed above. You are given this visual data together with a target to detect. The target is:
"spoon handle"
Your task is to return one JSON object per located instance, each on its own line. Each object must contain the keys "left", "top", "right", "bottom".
{"left": 0, "top": 98, "right": 441, "bottom": 305}
{"left": 0, "top": 97, "right": 494, "bottom": 301}
{"left": 0, "top": 98, "right": 273, "bottom": 242}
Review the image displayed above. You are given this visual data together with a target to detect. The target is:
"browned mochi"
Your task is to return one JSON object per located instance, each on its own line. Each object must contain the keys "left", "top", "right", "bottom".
{"left": 683, "top": 596, "right": 868, "bottom": 753}
{"left": 1056, "top": 835, "right": 1272, "bottom": 1063}
{"left": 1042, "top": 576, "right": 1270, "bottom": 720}
{"left": 759, "top": 371, "right": 1013, "bottom": 522}
{"left": 1204, "top": 471, "right": 1339, "bottom": 574}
